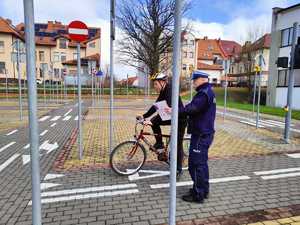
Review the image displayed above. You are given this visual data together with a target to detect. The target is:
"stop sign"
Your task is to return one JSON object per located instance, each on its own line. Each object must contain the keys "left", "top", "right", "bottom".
{"left": 68, "top": 21, "right": 89, "bottom": 42}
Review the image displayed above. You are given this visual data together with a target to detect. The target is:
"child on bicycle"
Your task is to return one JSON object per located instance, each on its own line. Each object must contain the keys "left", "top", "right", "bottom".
{"left": 137, "top": 72, "right": 187, "bottom": 177}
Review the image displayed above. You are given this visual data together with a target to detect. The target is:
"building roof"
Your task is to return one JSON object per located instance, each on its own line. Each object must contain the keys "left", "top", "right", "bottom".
{"left": 277, "top": 3, "right": 300, "bottom": 14}
{"left": 62, "top": 53, "right": 100, "bottom": 66}
{"left": 218, "top": 40, "right": 242, "bottom": 58}
{"left": 196, "top": 37, "right": 227, "bottom": 60}
{"left": 197, "top": 62, "right": 223, "bottom": 71}
{"left": 241, "top": 33, "right": 271, "bottom": 53}
{"left": 119, "top": 76, "right": 138, "bottom": 86}
{"left": 15, "top": 20, "right": 100, "bottom": 47}
{"left": 0, "top": 17, "right": 23, "bottom": 39}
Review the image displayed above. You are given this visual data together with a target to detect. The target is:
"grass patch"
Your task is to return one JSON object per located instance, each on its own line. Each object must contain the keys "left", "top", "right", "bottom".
{"left": 182, "top": 87, "right": 300, "bottom": 120}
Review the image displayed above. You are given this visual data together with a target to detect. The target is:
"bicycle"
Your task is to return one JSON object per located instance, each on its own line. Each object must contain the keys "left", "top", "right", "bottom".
{"left": 110, "top": 117, "right": 191, "bottom": 176}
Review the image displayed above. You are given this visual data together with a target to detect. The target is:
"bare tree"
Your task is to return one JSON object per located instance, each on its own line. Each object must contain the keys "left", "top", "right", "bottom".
{"left": 117, "top": 0, "right": 190, "bottom": 77}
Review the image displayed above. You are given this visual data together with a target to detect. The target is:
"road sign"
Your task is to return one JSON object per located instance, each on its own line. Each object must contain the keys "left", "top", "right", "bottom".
{"left": 68, "top": 21, "right": 89, "bottom": 42}
{"left": 96, "top": 70, "right": 103, "bottom": 76}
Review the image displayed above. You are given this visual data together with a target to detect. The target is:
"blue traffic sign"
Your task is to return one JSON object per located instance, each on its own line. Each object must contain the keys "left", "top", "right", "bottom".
{"left": 96, "top": 71, "right": 104, "bottom": 76}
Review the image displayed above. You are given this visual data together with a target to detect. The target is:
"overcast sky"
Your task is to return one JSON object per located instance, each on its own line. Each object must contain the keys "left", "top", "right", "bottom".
{"left": 0, "top": 0, "right": 298, "bottom": 79}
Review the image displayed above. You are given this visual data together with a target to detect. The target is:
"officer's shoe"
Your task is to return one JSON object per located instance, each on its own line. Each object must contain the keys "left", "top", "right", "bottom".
{"left": 189, "top": 189, "right": 209, "bottom": 199}
{"left": 176, "top": 170, "right": 183, "bottom": 179}
{"left": 182, "top": 193, "right": 204, "bottom": 203}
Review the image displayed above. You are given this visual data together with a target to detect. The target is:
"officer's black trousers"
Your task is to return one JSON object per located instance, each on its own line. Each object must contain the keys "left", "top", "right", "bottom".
{"left": 151, "top": 116, "right": 187, "bottom": 172}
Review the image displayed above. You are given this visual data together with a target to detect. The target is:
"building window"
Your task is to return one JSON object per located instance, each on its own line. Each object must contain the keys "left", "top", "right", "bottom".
{"left": 189, "top": 52, "right": 194, "bottom": 58}
{"left": 190, "top": 40, "right": 194, "bottom": 46}
{"left": 0, "top": 62, "right": 5, "bottom": 73}
{"left": 277, "top": 69, "right": 288, "bottom": 87}
{"left": 39, "top": 68, "right": 43, "bottom": 78}
{"left": 89, "top": 42, "right": 96, "bottom": 48}
{"left": 39, "top": 51, "right": 45, "bottom": 62}
{"left": 208, "top": 45, "right": 213, "bottom": 51}
{"left": 54, "top": 68, "right": 60, "bottom": 78}
{"left": 73, "top": 53, "right": 78, "bottom": 60}
{"left": 0, "top": 41, "right": 4, "bottom": 53}
{"left": 182, "top": 64, "right": 187, "bottom": 70}
{"left": 61, "top": 53, "right": 66, "bottom": 62}
{"left": 54, "top": 52, "right": 60, "bottom": 62}
{"left": 183, "top": 51, "right": 187, "bottom": 58}
{"left": 59, "top": 39, "right": 67, "bottom": 49}
{"left": 281, "top": 27, "right": 296, "bottom": 47}
{"left": 183, "top": 39, "right": 188, "bottom": 46}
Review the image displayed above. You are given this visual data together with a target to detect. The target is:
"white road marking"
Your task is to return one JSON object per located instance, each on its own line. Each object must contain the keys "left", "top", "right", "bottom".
{"left": 6, "top": 129, "right": 18, "bottom": 136}
{"left": 240, "top": 120, "right": 265, "bottom": 128}
{"left": 150, "top": 176, "right": 250, "bottom": 189}
{"left": 254, "top": 167, "right": 300, "bottom": 175}
{"left": 265, "top": 120, "right": 287, "bottom": 126}
{"left": 22, "top": 155, "right": 31, "bottom": 165}
{"left": 40, "top": 130, "right": 48, "bottom": 136}
{"left": 63, "top": 116, "right": 71, "bottom": 121}
{"left": 41, "top": 183, "right": 138, "bottom": 197}
{"left": 290, "top": 128, "right": 300, "bottom": 133}
{"left": 128, "top": 169, "right": 170, "bottom": 181}
{"left": 39, "top": 116, "right": 50, "bottom": 122}
{"left": 50, "top": 116, "right": 61, "bottom": 121}
{"left": 23, "top": 144, "right": 30, "bottom": 149}
{"left": 64, "top": 109, "right": 72, "bottom": 117}
{"left": 286, "top": 153, "right": 300, "bottom": 159}
{"left": 0, "top": 142, "right": 16, "bottom": 153}
{"left": 30, "top": 189, "right": 139, "bottom": 205}
{"left": 74, "top": 116, "right": 78, "bottom": 121}
{"left": 0, "top": 154, "right": 20, "bottom": 172}
{"left": 50, "top": 123, "right": 57, "bottom": 127}
{"left": 41, "top": 183, "right": 61, "bottom": 190}
{"left": 261, "top": 172, "right": 300, "bottom": 180}
{"left": 39, "top": 140, "right": 59, "bottom": 154}
{"left": 44, "top": 174, "right": 65, "bottom": 181}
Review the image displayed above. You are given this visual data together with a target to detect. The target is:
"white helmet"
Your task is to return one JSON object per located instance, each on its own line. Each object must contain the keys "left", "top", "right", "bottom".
{"left": 150, "top": 72, "right": 168, "bottom": 81}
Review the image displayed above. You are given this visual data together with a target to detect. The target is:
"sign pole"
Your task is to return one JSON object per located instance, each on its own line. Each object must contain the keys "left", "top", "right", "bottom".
{"left": 256, "top": 56, "right": 263, "bottom": 129}
{"left": 77, "top": 43, "right": 83, "bottom": 159}
{"left": 5, "top": 69, "right": 8, "bottom": 101}
{"left": 284, "top": 22, "right": 298, "bottom": 143}
{"left": 16, "top": 39, "right": 23, "bottom": 120}
{"left": 252, "top": 71, "right": 257, "bottom": 115}
{"left": 110, "top": 0, "right": 115, "bottom": 153}
{"left": 23, "top": 0, "right": 42, "bottom": 223}
{"left": 169, "top": 0, "right": 182, "bottom": 224}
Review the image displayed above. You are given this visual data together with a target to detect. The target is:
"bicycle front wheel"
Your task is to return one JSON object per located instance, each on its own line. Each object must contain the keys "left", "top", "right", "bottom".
{"left": 110, "top": 141, "right": 146, "bottom": 176}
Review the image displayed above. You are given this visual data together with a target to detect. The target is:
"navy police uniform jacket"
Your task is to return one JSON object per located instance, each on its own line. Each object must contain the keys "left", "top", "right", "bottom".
{"left": 180, "top": 82, "right": 216, "bottom": 135}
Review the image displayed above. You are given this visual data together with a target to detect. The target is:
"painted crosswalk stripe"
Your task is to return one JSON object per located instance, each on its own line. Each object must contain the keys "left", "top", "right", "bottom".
{"left": 74, "top": 116, "right": 78, "bottom": 121}
{"left": 40, "top": 130, "right": 48, "bottom": 136}
{"left": 265, "top": 120, "right": 287, "bottom": 126}
{"left": 50, "top": 116, "right": 61, "bottom": 121}
{"left": 29, "top": 189, "right": 139, "bottom": 205}
{"left": 41, "top": 183, "right": 138, "bottom": 197}
{"left": 254, "top": 167, "right": 300, "bottom": 175}
{"left": 23, "top": 144, "right": 30, "bottom": 149}
{"left": 240, "top": 120, "right": 265, "bottom": 128}
{"left": 50, "top": 123, "right": 57, "bottom": 127}
{"left": 261, "top": 172, "right": 300, "bottom": 180}
{"left": 290, "top": 128, "right": 300, "bottom": 133}
{"left": 0, "top": 154, "right": 20, "bottom": 172}
{"left": 63, "top": 116, "right": 71, "bottom": 121}
{"left": 0, "top": 142, "right": 16, "bottom": 153}
{"left": 39, "top": 116, "right": 50, "bottom": 122}
{"left": 64, "top": 109, "right": 72, "bottom": 117}
{"left": 6, "top": 129, "right": 18, "bottom": 136}
{"left": 286, "top": 153, "right": 300, "bottom": 159}
{"left": 150, "top": 176, "right": 250, "bottom": 189}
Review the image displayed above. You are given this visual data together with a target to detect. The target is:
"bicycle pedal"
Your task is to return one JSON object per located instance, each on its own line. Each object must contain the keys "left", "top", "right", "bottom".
{"left": 157, "top": 153, "right": 168, "bottom": 162}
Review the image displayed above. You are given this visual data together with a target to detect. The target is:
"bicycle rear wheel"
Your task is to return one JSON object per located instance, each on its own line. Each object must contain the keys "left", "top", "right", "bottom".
{"left": 110, "top": 140, "right": 146, "bottom": 176}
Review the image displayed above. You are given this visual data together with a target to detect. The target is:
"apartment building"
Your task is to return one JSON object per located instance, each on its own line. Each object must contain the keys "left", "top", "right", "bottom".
{"left": 267, "top": 3, "right": 300, "bottom": 109}
{"left": 0, "top": 18, "right": 101, "bottom": 84}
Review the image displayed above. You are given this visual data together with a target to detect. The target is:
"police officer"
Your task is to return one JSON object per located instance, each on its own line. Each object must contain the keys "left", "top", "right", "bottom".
{"left": 179, "top": 70, "right": 216, "bottom": 203}
{"left": 138, "top": 72, "right": 187, "bottom": 176}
